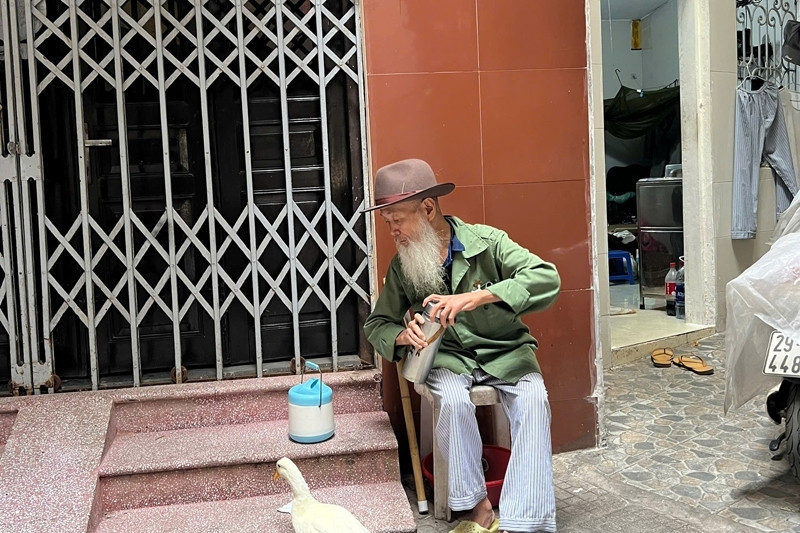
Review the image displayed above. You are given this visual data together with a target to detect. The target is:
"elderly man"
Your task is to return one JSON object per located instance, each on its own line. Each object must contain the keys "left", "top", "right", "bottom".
{"left": 363, "top": 159, "right": 561, "bottom": 533}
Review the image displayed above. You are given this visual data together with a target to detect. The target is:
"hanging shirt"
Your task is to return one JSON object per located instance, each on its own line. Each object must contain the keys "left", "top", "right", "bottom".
{"left": 732, "top": 83, "right": 799, "bottom": 239}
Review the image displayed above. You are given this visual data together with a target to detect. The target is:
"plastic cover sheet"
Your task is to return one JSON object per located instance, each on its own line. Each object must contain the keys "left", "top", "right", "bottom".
{"left": 724, "top": 194, "right": 800, "bottom": 413}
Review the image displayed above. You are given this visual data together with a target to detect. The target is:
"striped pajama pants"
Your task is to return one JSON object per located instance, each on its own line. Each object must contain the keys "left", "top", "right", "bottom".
{"left": 425, "top": 367, "right": 556, "bottom": 533}
{"left": 733, "top": 83, "right": 798, "bottom": 239}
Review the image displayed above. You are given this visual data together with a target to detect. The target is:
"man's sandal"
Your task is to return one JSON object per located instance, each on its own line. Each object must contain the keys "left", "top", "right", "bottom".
{"left": 650, "top": 348, "right": 674, "bottom": 368}
{"left": 449, "top": 512, "right": 499, "bottom": 533}
{"left": 673, "top": 354, "right": 714, "bottom": 375}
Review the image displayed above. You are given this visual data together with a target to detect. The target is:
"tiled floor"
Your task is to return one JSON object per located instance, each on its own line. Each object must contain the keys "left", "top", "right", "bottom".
{"left": 608, "top": 282, "right": 652, "bottom": 312}
{"left": 409, "top": 334, "right": 800, "bottom": 532}
{"left": 609, "top": 282, "right": 710, "bottom": 349}
{"left": 572, "top": 334, "right": 799, "bottom": 531}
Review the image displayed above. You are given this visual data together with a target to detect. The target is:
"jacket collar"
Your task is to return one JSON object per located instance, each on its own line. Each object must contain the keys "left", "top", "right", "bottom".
{"left": 445, "top": 216, "right": 487, "bottom": 291}
{"left": 445, "top": 216, "right": 488, "bottom": 259}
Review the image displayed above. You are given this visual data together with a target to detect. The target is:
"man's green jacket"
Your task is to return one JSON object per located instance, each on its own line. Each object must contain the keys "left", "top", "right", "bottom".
{"left": 363, "top": 216, "right": 561, "bottom": 385}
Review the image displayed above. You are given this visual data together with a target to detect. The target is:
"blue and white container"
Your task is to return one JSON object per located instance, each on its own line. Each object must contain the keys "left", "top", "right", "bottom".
{"left": 288, "top": 361, "right": 335, "bottom": 444}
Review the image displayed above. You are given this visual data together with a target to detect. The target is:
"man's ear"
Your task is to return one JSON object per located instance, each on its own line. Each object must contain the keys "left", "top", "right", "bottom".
{"left": 421, "top": 198, "right": 437, "bottom": 220}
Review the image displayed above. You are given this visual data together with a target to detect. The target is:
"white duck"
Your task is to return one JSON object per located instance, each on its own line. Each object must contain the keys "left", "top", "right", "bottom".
{"left": 273, "top": 457, "right": 370, "bottom": 533}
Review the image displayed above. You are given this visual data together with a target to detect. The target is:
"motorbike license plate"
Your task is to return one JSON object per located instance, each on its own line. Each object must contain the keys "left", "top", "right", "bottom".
{"left": 763, "top": 331, "right": 800, "bottom": 377}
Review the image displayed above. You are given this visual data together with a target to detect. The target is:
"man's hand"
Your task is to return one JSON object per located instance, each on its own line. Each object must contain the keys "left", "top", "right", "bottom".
{"left": 423, "top": 290, "right": 501, "bottom": 326}
{"left": 395, "top": 313, "right": 428, "bottom": 350}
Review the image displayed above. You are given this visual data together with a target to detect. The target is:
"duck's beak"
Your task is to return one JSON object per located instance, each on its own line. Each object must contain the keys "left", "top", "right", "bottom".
{"left": 273, "top": 470, "right": 280, "bottom": 481}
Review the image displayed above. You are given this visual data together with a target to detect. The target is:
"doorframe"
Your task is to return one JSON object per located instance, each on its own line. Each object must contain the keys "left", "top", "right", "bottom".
{"left": 586, "top": 0, "right": 724, "bottom": 374}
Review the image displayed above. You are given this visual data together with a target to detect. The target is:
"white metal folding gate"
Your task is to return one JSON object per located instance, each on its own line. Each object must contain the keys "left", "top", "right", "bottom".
{"left": 0, "top": 0, "right": 373, "bottom": 394}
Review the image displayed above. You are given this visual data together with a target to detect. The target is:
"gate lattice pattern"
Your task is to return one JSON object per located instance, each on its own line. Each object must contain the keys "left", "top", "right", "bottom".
{"left": 0, "top": 0, "right": 373, "bottom": 393}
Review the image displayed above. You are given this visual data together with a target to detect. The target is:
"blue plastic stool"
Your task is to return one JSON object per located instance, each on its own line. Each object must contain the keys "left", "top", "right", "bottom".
{"left": 608, "top": 250, "right": 635, "bottom": 285}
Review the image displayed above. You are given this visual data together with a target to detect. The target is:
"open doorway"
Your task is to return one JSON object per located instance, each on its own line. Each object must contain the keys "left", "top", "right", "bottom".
{"left": 599, "top": 0, "right": 708, "bottom": 353}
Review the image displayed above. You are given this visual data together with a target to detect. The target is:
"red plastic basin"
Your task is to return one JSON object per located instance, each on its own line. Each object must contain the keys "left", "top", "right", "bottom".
{"left": 421, "top": 445, "right": 511, "bottom": 507}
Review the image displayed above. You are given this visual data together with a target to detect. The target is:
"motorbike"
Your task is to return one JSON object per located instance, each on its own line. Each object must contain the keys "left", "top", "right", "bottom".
{"left": 762, "top": 337, "right": 800, "bottom": 476}
{"left": 725, "top": 194, "right": 800, "bottom": 478}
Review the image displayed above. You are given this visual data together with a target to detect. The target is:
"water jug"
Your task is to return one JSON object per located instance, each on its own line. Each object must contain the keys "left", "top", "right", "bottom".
{"left": 288, "top": 361, "right": 334, "bottom": 444}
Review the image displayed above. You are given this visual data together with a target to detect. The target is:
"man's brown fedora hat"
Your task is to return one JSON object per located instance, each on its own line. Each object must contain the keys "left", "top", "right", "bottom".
{"left": 363, "top": 159, "right": 455, "bottom": 212}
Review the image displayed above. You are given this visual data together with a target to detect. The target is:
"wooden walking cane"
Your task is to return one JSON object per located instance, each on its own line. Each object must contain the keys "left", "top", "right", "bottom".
{"left": 397, "top": 358, "right": 429, "bottom": 514}
{"left": 396, "top": 308, "right": 428, "bottom": 514}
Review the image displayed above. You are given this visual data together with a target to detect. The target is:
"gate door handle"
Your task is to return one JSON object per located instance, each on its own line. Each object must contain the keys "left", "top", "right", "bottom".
{"left": 85, "top": 139, "right": 113, "bottom": 147}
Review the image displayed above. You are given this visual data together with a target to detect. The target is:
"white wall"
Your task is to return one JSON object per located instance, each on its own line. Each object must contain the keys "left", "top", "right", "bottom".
{"left": 601, "top": 2, "right": 679, "bottom": 99}
{"left": 706, "top": 0, "right": 777, "bottom": 331}
{"left": 642, "top": 0, "right": 679, "bottom": 89}
{"left": 602, "top": 6, "right": 679, "bottom": 174}
{"left": 601, "top": 20, "right": 642, "bottom": 99}
{"left": 601, "top": 20, "right": 643, "bottom": 173}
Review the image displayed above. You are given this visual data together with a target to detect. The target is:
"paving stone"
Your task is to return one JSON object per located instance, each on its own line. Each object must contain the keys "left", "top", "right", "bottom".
{"left": 408, "top": 334, "right": 789, "bottom": 533}
{"left": 567, "top": 505, "right": 703, "bottom": 533}
{"left": 670, "top": 484, "right": 702, "bottom": 499}
{"left": 651, "top": 453, "right": 680, "bottom": 464}
{"left": 734, "top": 470, "right": 762, "bottom": 481}
{"left": 692, "top": 438, "right": 726, "bottom": 449}
{"left": 621, "top": 470, "right": 654, "bottom": 482}
{"left": 687, "top": 471, "right": 716, "bottom": 481}
{"left": 730, "top": 507, "right": 770, "bottom": 520}
{"left": 757, "top": 485, "right": 795, "bottom": 499}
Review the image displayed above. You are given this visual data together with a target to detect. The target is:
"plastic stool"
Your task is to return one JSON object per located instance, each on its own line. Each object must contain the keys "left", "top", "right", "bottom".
{"left": 608, "top": 250, "right": 635, "bottom": 285}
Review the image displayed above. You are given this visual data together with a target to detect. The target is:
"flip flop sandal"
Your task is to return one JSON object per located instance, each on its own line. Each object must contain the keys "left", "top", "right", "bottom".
{"left": 673, "top": 354, "right": 714, "bottom": 375}
{"left": 449, "top": 513, "right": 499, "bottom": 533}
{"left": 650, "top": 347, "right": 674, "bottom": 368}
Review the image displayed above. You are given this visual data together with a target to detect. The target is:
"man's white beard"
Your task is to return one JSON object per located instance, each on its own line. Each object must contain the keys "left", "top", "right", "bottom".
{"left": 396, "top": 218, "right": 446, "bottom": 299}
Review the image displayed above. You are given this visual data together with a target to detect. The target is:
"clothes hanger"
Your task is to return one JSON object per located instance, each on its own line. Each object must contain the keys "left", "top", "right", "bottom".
{"left": 738, "top": 53, "right": 758, "bottom": 89}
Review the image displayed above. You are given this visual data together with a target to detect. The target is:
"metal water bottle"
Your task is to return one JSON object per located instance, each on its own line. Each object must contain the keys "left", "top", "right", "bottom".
{"left": 400, "top": 302, "right": 444, "bottom": 384}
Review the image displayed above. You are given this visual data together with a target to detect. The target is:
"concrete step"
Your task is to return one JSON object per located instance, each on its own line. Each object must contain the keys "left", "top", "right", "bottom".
{"left": 610, "top": 326, "right": 715, "bottom": 367}
{"left": 93, "top": 481, "right": 417, "bottom": 533}
{"left": 108, "top": 370, "right": 383, "bottom": 434}
{"left": 98, "top": 411, "right": 401, "bottom": 513}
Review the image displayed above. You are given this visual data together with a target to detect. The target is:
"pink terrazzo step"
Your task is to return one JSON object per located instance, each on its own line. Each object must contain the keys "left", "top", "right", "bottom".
{"left": 0, "top": 410, "right": 16, "bottom": 441}
{"left": 98, "top": 411, "right": 401, "bottom": 513}
{"left": 0, "top": 410, "right": 16, "bottom": 459}
{"left": 109, "top": 370, "right": 383, "bottom": 434}
{"left": 93, "top": 481, "right": 417, "bottom": 533}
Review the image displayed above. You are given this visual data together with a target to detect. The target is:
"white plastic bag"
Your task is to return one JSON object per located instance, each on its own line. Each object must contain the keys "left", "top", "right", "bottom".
{"left": 724, "top": 231, "right": 800, "bottom": 412}
{"left": 772, "top": 190, "right": 800, "bottom": 244}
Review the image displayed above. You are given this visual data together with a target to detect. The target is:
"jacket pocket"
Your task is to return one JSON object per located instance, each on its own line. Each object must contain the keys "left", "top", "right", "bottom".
{"left": 464, "top": 302, "right": 514, "bottom": 339}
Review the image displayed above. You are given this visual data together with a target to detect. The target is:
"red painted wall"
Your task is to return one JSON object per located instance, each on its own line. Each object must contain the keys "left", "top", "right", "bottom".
{"left": 362, "top": 0, "right": 597, "bottom": 453}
